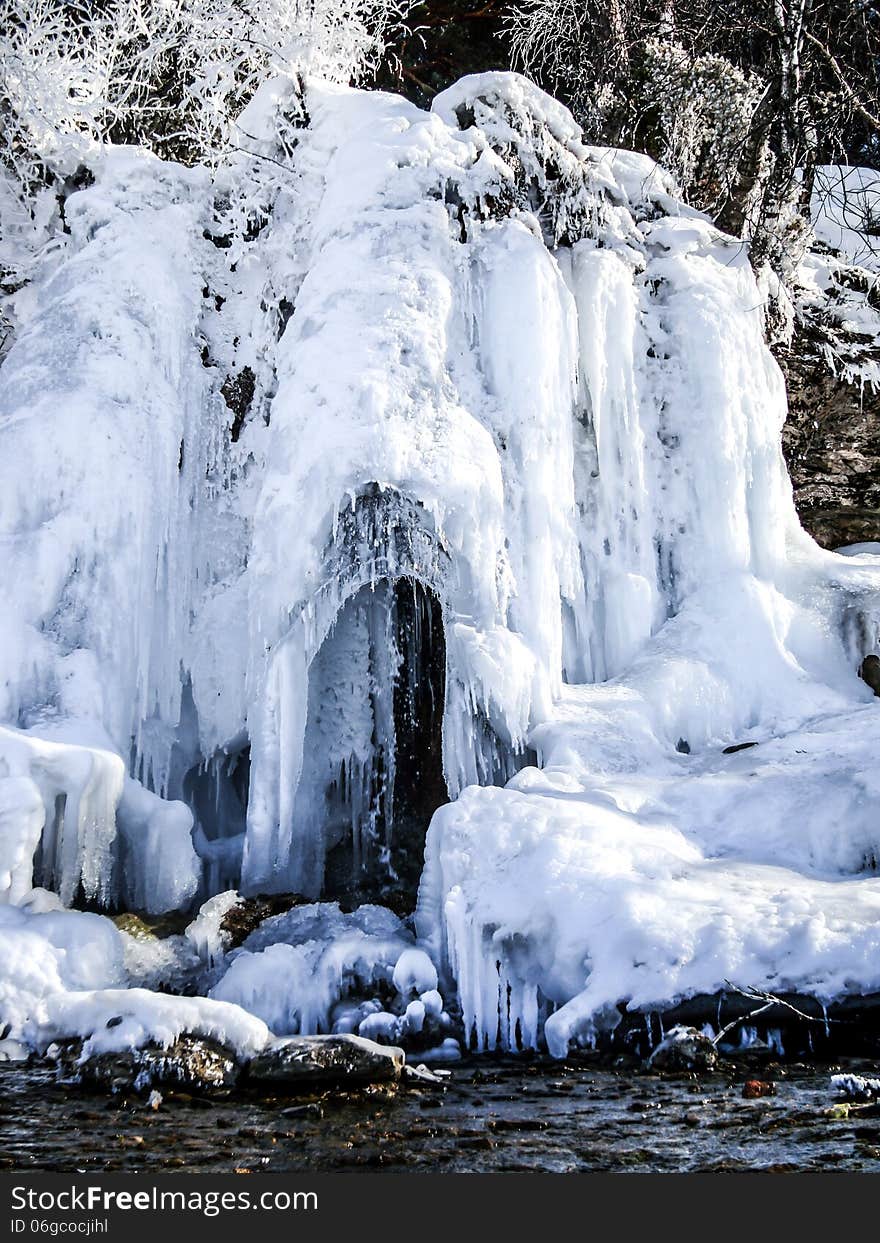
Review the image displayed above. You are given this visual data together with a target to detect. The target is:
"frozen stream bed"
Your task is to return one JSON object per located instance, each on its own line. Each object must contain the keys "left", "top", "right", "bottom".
{"left": 2, "top": 1057, "right": 880, "bottom": 1173}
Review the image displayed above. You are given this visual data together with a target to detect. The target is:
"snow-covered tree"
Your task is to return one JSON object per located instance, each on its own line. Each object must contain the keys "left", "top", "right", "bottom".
{"left": 506, "top": 0, "right": 880, "bottom": 331}
{"left": 641, "top": 38, "right": 763, "bottom": 218}
{"left": 0, "top": 0, "right": 412, "bottom": 296}
{"left": 506, "top": 0, "right": 638, "bottom": 144}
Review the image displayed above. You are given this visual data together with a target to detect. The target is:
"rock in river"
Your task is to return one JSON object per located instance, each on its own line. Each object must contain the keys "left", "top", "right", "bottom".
{"left": 56, "top": 1034, "right": 240, "bottom": 1093}
{"left": 648, "top": 1025, "right": 718, "bottom": 1072}
{"left": 247, "top": 1034, "right": 404, "bottom": 1087}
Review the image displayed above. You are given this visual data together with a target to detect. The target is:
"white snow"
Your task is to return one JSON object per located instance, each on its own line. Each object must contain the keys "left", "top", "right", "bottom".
{"left": 0, "top": 70, "right": 880, "bottom": 1060}
{"left": 34, "top": 988, "right": 270, "bottom": 1061}
{"left": 812, "top": 167, "right": 880, "bottom": 271}
{"left": 0, "top": 778, "right": 45, "bottom": 906}
{"left": 838, "top": 543, "right": 880, "bottom": 558}
{"left": 392, "top": 948, "right": 438, "bottom": 998}
{"left": 794, "top": 166, "right": 880, "bottom": 387}
{"left": 0, "top": 725, "right": 124, "bottom": 907}
{"left": 0, "top": 904, "right": 124, "bottom": 1040}
{"left": 0, "top": 724, "right": 199, "bottom": 914}
{"left": 832, "top": 1072, "right": 880, "bottom": 1100}
{"left": 117, "top": 778, "right": 200, "bottom": 915}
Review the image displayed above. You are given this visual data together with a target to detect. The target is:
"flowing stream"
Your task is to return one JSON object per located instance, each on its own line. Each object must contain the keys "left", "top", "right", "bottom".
{"left": 2, "top": 1058, "right": 878, "bottom": 1173}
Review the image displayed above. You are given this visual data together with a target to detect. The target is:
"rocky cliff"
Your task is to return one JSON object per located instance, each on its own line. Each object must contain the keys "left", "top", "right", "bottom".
{"left": 781, "top": 336, "right": 880, "bottom": 550}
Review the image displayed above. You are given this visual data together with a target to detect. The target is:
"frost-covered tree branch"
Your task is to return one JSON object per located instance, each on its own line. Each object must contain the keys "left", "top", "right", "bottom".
{"left": 713, "top": 981, "right": 837, "bottom": 1048}
{"left": 505, "top": 0, "right": 880, "bottom": 328}
{"left": 0, "top": 0, "right": 413, "bottom": 290}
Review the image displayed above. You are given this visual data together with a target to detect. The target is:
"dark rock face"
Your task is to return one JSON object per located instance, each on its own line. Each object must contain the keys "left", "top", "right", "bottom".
{"left": 614, "top": 990, "right": 880, "bottom": 1061}
{"left": 247, "top": 1034, "right": 404, "bottom": 1087}
{"left": 780, "top": 336, "right": 880, "bottom": 549}
{"left": 859, "top": 654, "right": 880, "bottom": 696}
{"left": 220, "top": 892, "right": 306, "bottom": 951}
{"left": 57, "top": 1035, "right": 240, "bottom": 1093}
{"left": 221, "top": 365, "right": 256, "bottom": 442}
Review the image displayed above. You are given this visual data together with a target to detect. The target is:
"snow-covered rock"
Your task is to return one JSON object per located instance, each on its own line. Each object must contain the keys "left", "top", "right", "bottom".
{"left": 57, "top": 1035, "right": 241, "bottom": 1093}
{"left": 832, "top": 1073, "right": 880, "bottom": 1101}
{"left": 247, "top": 1033, "right": 404, "bottom": 1085}
{"left": 648, "top": 1025, "right": 718, "bottom": 1072}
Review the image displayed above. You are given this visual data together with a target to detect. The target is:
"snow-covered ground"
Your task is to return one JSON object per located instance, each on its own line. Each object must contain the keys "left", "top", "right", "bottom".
{"left": 1, "top": 71, "right": 879, "bottom": 1061}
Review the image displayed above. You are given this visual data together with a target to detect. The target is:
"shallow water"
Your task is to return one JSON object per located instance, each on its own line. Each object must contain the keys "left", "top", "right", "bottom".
{"left": 2, "top": 1058, "right": 879, "bottom": 1173}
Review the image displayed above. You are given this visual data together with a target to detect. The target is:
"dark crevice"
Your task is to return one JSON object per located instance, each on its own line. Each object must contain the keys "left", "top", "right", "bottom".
{"left": 320, "top": 577, "right": 447, "bottom": 914}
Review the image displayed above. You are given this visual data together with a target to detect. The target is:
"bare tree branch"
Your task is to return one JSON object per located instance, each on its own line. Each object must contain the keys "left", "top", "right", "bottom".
{"left": 712, "top": 980, "right": 837, "bottom": 1048}
{"left": 802, "top": 26, "right": 880, "bottom": 135}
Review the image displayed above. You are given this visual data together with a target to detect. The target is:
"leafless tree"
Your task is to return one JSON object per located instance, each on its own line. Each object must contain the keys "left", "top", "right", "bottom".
{"left": 0, "top": 0, "right": 413, "bottom": 288}
{"left": 508, "top": 0, "right": 880, "bottom": 309}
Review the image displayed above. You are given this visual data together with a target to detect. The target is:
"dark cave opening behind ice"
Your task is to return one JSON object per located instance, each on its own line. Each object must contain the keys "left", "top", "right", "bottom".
{"left": 182, "top": 575, "right": 449, "bottom": 912}
{"left": 178, "top": 484, "right": 532, "bottom": 912}
{"left": 308, "top": 573, "right": 448, "bottom": 912}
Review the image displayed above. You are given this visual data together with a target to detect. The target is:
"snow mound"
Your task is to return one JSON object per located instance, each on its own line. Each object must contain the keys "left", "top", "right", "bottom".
{"left": 0, "top": 904, "right": 124, "bottom": 1040}
{"left": 35, "top": 988, "right": 270, "bottom": 1061}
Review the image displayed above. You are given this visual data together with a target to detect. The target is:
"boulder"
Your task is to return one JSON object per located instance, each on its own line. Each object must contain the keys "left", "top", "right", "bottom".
{"left": 219, "top": 892, "right": 306, "bottom": 951}
{"left": 859, "top": 655, "right": 880, "bottom": 697}
{"left": 648, "top": 1025, "right": 718, "bottom": 1072}
{"left": 247, "top": 1034, "right": 404, "bottom": 1087}
{"left": 742, "top": 1078, "right": 776, "bottom": 1098}
{"left": 112, "top": 910, "right": 191, "bottom": 939}
{"left": 56, "top": 1034, "right": 240, "bottom": 1093}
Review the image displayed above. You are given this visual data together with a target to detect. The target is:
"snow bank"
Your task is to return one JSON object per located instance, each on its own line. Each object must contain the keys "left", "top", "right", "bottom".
{"left": 422, "top": 772, "right": 880, "bottom": 1057}
{"left": 35, "top": 989, "right": 270, "bottom": 1061}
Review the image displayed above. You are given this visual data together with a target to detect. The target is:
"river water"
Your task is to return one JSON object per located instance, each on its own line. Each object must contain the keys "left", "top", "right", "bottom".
{"left": 2, "top": 1057, "right": 879, "bottom": 1173}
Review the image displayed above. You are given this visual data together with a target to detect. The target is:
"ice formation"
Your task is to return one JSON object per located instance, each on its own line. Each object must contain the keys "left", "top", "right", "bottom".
{"left": 201, "top": 902, "right": 456, "bottom": 1048}
{"left": 1, "top": 69, "right": 880, "bottom": 1058}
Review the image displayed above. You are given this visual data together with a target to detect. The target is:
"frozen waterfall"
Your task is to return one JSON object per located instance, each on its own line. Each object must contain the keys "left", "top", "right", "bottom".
{"left": 1, "top": 70, "right": 880, "bottom": 1058}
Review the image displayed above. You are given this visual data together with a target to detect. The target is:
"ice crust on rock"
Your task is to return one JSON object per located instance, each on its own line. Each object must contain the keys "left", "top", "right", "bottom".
{"left": 0, "top": 71, "right": 879, "bottom": 1059}
{"left": 832, "top": 1073, "right": 880, "bottom": 1101}
{"left": 207, "top": 902, "right": 452, "bottom": 1044}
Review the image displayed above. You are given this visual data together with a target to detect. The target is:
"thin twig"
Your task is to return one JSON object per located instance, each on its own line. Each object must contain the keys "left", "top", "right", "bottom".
{"left": 802, "top": 28, "right": 880, "bottom": 134}
{"left": 712, "top": 980, "right": 837, "bottom": 1047}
